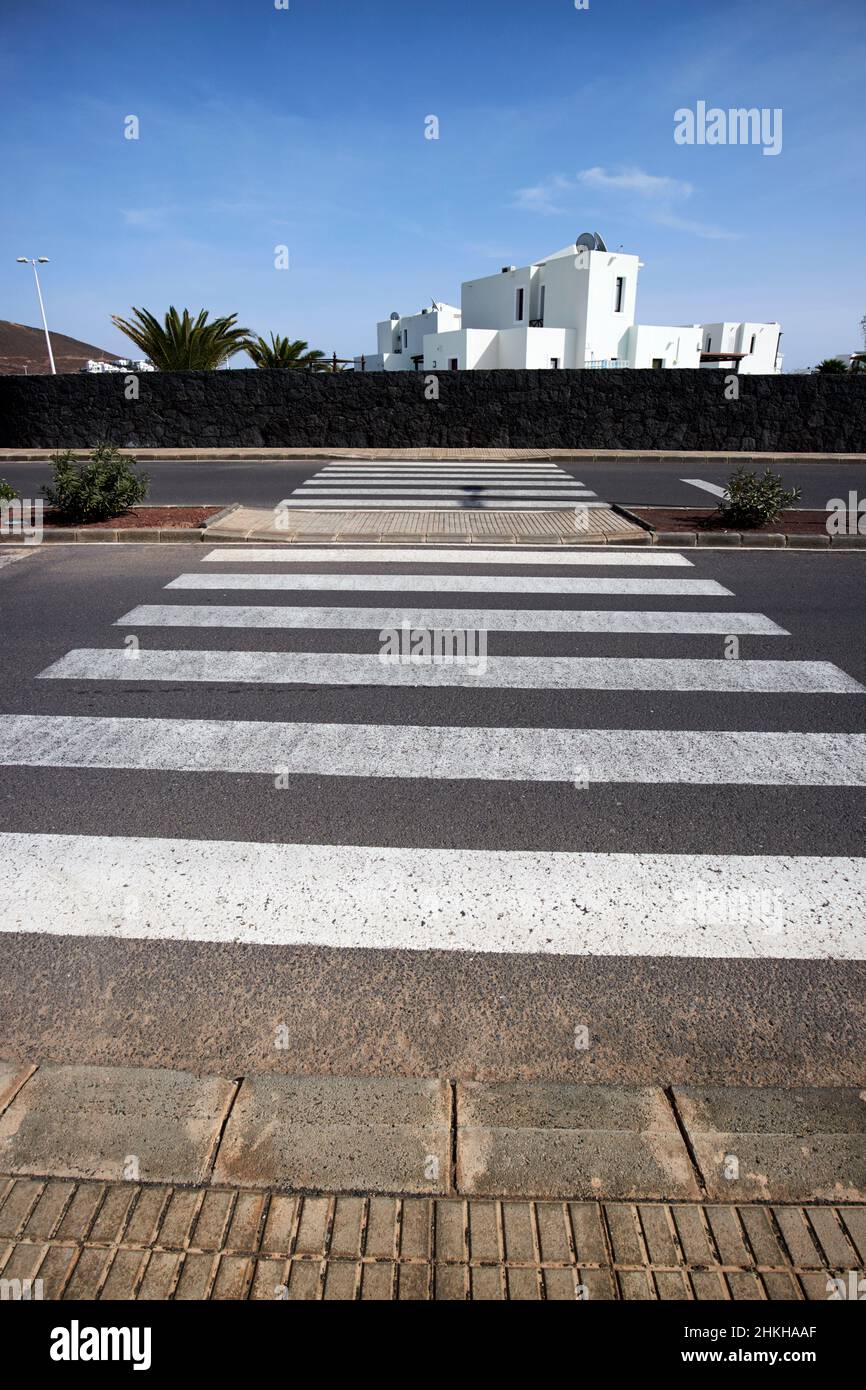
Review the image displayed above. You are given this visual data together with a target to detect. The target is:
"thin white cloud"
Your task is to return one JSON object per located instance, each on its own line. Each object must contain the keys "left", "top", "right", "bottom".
{"left": 512, "top": 175, "right": 574, "bottom": 215}
{"left": 650, "top": 208, "right": 741, "bottom": 241}
{"left": 513, "top": 164, "right": 738, "bottom": 240}
{"left": 578, "top": 165, "right": 693, "bottom": 200}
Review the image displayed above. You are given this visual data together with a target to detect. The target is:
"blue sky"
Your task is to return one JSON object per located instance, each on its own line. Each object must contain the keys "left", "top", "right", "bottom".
{"left": 1, "top": 0, "right": 864, "bottom": 369}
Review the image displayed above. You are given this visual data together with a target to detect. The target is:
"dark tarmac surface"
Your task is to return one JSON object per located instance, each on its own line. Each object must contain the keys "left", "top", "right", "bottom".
{"left": 0, "top": 543, "right": 863, "bottom": 1085}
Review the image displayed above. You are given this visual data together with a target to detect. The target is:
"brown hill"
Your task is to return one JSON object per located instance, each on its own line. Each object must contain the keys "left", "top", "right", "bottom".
{"left": 0, "top": 320, "right": 116, "bottom": 375}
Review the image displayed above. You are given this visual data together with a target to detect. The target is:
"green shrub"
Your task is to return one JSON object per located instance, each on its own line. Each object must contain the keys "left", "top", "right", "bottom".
{"left": 0, "top": 479, "right": 19, "bottom": 503}
{"left": 715, "top": 466, "right": 801, "bottom": 529}
{"left": 43, "top": 445, "right": 149, "bottom": 523}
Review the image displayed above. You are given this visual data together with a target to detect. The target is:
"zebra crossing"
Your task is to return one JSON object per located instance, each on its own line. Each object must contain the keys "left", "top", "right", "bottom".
{"left": 1, "top": 542, "right": 865, "bottom": 967}
{"left": 277, "top": 458, "right": 609, "bottom": 510}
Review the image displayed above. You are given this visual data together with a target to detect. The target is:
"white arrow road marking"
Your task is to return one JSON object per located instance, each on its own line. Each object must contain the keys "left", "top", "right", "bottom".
{"left": 681, "top": 478, "right": 728, "bottom": 498}
{"left": 1, "top": 833, "right": 863, "bottom": 959}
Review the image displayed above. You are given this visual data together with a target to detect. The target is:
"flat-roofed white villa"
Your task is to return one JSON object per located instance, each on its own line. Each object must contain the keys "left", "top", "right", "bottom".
{"left": 355, "top": 232, "right": 782, "bottom": 374}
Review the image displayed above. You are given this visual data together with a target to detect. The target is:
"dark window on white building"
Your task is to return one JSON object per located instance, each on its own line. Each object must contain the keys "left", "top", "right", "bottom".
{"left": 515, "top": 287, "right": 525, "bottom": 322}
{"left": 614, "top": 277, "right": 625, "bottom": 312}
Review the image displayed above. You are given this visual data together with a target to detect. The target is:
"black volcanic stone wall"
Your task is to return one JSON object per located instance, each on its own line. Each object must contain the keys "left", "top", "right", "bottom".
{"left": 1, "top": 368, "right": 864, "bottom": 452}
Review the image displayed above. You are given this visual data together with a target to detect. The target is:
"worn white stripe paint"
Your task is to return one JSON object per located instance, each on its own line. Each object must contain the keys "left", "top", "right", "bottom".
{"left": 297, "top": 486, "right": 597, "bottom": 497}
{"left": 38, "top": 649, "right": 862, "bottom": 693}
{"left": 681, "top": 478, "right": 728, "bottom": 498}
{"left": 203, "top": 547, "right": 696, "bottom": 567}
{"left": 4, "top": 714, "right": 865, "bottom": 787}
{"left": 115, "top": 604, "right": 787, "bottom": 635}
{"left": 315, "top": 462, "right": 564, "bottom": 471}
{"left": 306, "top": 474, "right": 579, "bottom": 483}
{"left": 1, "top": 832, "right": 863, "bottom": 958}
{"left": 274, "top": 498, "right": 610, "bottom": 510}
{"left": 313, "top": 468, "right": 571, "bottom": 476}
{"left": 166, "top": 573, "right": 733, "bottom": 597}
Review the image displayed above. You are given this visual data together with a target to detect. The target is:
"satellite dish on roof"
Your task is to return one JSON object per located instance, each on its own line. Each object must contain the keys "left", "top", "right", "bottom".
{"left": 390, "top": 312, "right": 400, "bottom": 321}
{"left": 575, "top": 231, "right": 608, "bottom": 252}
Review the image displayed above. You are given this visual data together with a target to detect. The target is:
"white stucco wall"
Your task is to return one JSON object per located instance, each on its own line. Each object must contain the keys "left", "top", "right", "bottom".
{"left": 700, "top": 322, "right": 782, "bottom": 373}
{"left": 375, "top": 304, "right": 461, "bottom": 365}
{"left": 622, "top": 325, "right": 703, "bottom": 369}
{"left": 423, "top": 329, "right": 500, "bottom": 371}
{"left": 358, "top": 239, "right": 781, "bottom": 373}
{"left": 461, "top": 267, "right": 534, "bottom": 331}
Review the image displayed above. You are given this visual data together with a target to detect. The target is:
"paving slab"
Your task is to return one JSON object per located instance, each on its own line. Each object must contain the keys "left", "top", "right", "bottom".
{"left": 673, "top": 1086, "right": 866, "bottom": 1201}
{"left": 456, "top": 1081, "right": 700, "bottom": 1200}
{"left": 0, "top": 1064, "right": 237, "bottom": 1183}
{"left": 212, "top": 1075, "right": 451, "bottom": 1194}
{"left": 205, "top": 504, "right": 640, "bottom": 544}
{"left": 0, "top": 1061, "right": 34, "bottom": 1115}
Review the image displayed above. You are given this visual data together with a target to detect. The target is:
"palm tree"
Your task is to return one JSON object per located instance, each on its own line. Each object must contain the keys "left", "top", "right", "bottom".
{"left": 110, "top": 307, "right": 251, "bottom": 370}
{"left": 815, "top": 357, "right": 850, "bottom": 374}
{"left": 243, "top": 333, "right": 328, "bottom": 370}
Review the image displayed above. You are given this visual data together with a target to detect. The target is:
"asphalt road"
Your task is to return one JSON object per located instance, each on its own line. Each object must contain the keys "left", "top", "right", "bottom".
{"left": 0, "top": 542, "right": 864, "bottom": 1086}
{"left": 3, "top": 455, "right": 866, "bottom": 509}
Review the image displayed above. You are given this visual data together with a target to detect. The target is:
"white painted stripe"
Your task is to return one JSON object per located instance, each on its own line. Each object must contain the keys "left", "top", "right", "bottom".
{"left": 310, "top": 472, "right": 576, "bottom": 481}
{"left": 271, "top": 505, "right": 608, "bottom": 517}
{"left": 2, "top": 832, "right": 863, "bottom": 958}
{"left": 38, "top": 650, "right": 861, "bottom": 693}
{"left": 166, "top": 573, "right": 733, "bottom": 597}
{"left": 116, "top": 604, "right": 787, "bottom": 636}
{"left": 294, "top": 487, "right": 598, "bottom": 497}
{"left": 315, "top": 467, "right": 572, "bottom": 472}
{"left": 314, "top": 465, "right": 571, "bottom": 473}
{"left": 316, "top": 462, "right": 564, "bottom": 471}
{"left": 4, "top": 714, "right": 865, "bottom": 787}
{"left": 203, "top": 547, "right": 696, "bottom": 567}
{"left": 681, "top": 478, "right": 728, "bottom": 498}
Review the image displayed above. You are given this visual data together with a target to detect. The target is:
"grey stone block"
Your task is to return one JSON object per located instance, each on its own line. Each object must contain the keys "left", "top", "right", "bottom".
{"left": 740, "top": 532, "right": 785, "bottom": 547}
{"left": 456, "top": 1081, "right": 700, "bottom": 1200}
{"left": 673, "top": 1086, "right": 866, "bottom": 1201}
{"left": 213, "top": 1075, "right": 451, "bottom": 1195}
{"left": 0, "top": 1064, "right": 236, "bottom": 1184}
{"left": 785, "top": 533, "right": 830, "bottom": 548}
{"left": 654, "top": 531, "right": 696, "bottom": 546}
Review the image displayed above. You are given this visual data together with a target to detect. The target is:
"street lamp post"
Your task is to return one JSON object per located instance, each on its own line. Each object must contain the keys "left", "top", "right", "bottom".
{"left": 16, "top": 256, "right": 56, "bottom": 374}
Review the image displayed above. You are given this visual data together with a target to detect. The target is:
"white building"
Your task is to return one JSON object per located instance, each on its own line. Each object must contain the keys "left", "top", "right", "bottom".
{"left": 355, "top": 233, "right": 782, "bottom": 374}
{"left": 81, "top": 357, "right": 155, "bottom": 373}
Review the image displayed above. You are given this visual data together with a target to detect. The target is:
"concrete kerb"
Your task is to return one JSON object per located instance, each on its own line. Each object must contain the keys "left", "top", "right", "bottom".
{"left": 1, "top": 1063, "right": 864, "bottom": 1203}
{"left": 2, "top": 448, "right": 866, "bottom": 463}
{"left": 3, "top": 533, "right": 866, "bottom": 549}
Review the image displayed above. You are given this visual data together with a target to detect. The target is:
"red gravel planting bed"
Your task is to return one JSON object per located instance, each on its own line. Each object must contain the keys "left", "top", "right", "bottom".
{"left": 631, "top": 507, "right": 837, "bottom": 536}
{"left": 44, "top": 506, "right": 223, "bottom": 529}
